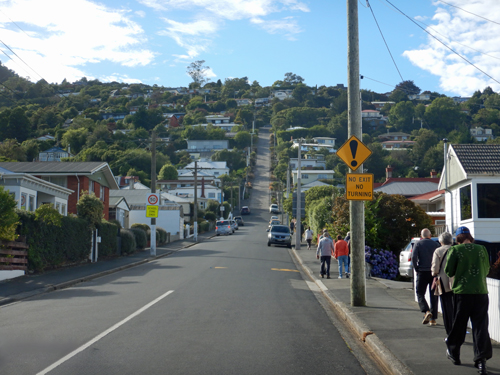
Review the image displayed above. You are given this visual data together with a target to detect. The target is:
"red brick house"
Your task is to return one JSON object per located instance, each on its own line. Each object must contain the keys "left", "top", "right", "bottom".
{"left": 0, "top": 162, "right": 119, "bottom": 220}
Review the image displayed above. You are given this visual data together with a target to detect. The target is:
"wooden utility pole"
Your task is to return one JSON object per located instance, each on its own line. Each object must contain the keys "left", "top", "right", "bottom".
{"left": 193, "top": 161, "right": 198, "bottom": 242}
{"left": 150, "top": 130, "right": 157, "bottom": 256}
{"left": 295, "top": 140, "right": 302, "bottom": 250}
{"left": 348, "top": 0, "right": 366, "bottom": 306}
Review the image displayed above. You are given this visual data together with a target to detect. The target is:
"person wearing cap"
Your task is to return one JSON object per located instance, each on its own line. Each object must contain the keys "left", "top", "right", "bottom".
{"left": 316, "top": 229, "right": 334, "bottom": 279}
{"left": 412, "top": 228, "right": 440, "bottom": 326}
{"left": 444, "top": 226, "right": 492, "bottom": 374}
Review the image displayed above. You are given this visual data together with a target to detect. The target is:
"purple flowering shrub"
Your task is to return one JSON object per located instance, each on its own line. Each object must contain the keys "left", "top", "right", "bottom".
{"left": 365, "top": 246, "right": 398, "bottom": 280}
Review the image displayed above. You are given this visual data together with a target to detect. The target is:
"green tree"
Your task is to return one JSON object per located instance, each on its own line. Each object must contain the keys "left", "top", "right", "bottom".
{"left": 292, "top": 83, "right": 310, "bottom": 102}
{"left": 158, "top": 164, "right": 178, "bottom": 180}
{"left": 424, "top": 97, "right": 464, "bottom": 134}
{"left": 234, "top": 131, "right": 251, "bottom": 149}
{"left": 76, "top": 191, "right": 104, "bottom": 229}
{"left": 187, "top": 60, "right": 211, "bottom": 87}
{"left": 0, "top": 139, "right": 27, "bottom": 161}
{"left": 283, "top": 72, "right": 305, "bottom": 86}
{"left": 388, "top": 101, "right": 415, "bottom": 132}
{"left": 61, "top": 127, "right": 89, "bottom": 154}
{"left": 411, "top": 129, "right": 439, "bottom": 166}
{"left": 395, "top": 80, "right": 421, "bottom": 95}
{"left": 0, "top": 186, "right": 19, "bottom": 241}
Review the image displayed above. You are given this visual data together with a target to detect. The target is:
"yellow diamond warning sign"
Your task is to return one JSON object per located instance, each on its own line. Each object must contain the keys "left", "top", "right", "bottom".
{"left": 336, "top": 135, "right": 372, "bottom": 171}
{"left": 345, "top": 173, "right": 374, "bottom": 201}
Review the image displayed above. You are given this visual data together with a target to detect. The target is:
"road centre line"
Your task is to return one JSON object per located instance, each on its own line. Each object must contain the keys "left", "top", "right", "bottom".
{"left": 36, "top": 290, "right": 175, "bottom": 375}
{"left": 271, "top": 268, "right": 300, "bottom": 272}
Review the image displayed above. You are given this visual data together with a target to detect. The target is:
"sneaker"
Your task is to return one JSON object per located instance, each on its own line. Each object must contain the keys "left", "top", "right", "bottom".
{"left": 327, "top": 276, "right": 331, "bottom": 279}
{"left": 320, "top": 274, "right": 324, "bottom": 278}
{"left": 338, "top": 276, "right": 342, "bottom": 279}
{"left": 422, "top": 311, "right": 432, "bottom": 324}
{"left": 429, "top": 320, "right": 437, "bottom": 326}
{"left": 346, "top": 273, "right": 350, "bottom": 278}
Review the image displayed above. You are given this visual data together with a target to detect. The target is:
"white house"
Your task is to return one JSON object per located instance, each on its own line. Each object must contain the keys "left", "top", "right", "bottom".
{"left": 438, "top": 144, "right": 500, "bottom": 241}
{"left": 292, "top": 170, "right": 335, "bottom": 186}
{"left": 108, "top": 196, "right": 130, "bottom": 228}
{"left": 38, "top": 146, "right": 73, "bottom": 162}
{"left": 186, "top": 139, "right": 229, "bottom": 152}
{"left": 167, "top": 185, "right": 224, "bottom": 208}
{"left": 109, "top": 189, "right": 184, "bottom": 241}
{"left": 191, "top": 123, "right": 239, "bottom": 132}
{"left": 289, "top": 154, "right": 326, "bottom": 170}
{"left": 271, "top": 89, "right": 293, "bottom": 100}
{"left": 178, "top": 161, "right": 229, "bottom": 179}
{"left": 292, "top": 140, "right": 336, "bottom": 153}
{"left": 470, "top": 127, "right": 494, "bottom": 142}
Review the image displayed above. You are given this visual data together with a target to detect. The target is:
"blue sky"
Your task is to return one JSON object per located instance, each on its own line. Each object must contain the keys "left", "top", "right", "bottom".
{"left": 1, "top": 0, "right": 499, "bottom": 96}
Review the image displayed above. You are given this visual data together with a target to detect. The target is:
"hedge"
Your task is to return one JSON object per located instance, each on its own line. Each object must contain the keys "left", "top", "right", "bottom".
{"left": 97, "top": 221, "right": 119, "bottom": 257}
{"left": 120, "top": 229, "right": 136, "bottom": 254}
{"left": 130, "top": 227, "right": 147, "bottom": 250}
{"left": 157, "top": 227, "right": 167, "bottom": 244}
{"left": 16, "top": 210, "right": 91, "bottom": 272}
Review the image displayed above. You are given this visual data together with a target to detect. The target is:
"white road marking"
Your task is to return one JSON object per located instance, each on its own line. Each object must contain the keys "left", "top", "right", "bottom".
{"left": 37, "top": 290, "right": 175, "bottom": 375}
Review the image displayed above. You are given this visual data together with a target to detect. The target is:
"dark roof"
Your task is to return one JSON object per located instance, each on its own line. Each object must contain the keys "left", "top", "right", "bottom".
{"left": 452, "top": 144, "right": 500, "bottom": 174}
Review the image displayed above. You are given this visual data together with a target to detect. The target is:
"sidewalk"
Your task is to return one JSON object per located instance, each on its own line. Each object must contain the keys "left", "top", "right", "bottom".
{"left": 291, "top": 241, "right": 500, "bottom": 375}
{"left": 0, "top": 231, "right": 215, "bottom": 306}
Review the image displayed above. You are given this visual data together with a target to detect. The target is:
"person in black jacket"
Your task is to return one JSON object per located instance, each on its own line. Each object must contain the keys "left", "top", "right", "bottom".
{"left": 411, "top": 228, "right": 440, "bottom": 325}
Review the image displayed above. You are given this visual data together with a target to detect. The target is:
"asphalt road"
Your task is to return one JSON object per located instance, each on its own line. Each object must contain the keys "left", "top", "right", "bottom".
{"left": 0, "top": 130, "right": 378, "bottom": 375}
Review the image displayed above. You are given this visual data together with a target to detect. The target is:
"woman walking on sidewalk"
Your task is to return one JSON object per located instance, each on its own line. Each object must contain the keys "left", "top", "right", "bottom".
{"left": 431, "top": 232, "right": 454, "bottom": 335}
{"left": 334, "top": 235, "right": 349, "bottom": 279}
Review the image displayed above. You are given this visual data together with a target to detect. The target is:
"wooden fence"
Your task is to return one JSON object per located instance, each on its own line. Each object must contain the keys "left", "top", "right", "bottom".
{"left": 0, "top": 238, "right": 28, "bottom": 271}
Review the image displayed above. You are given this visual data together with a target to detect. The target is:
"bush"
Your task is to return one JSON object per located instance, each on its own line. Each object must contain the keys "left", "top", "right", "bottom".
{"left": 204, "top": 211, "right": 216, "bottom": 222}
{"left": 0, "top": 186, "right": 19, "bottom": 241}
{"left": 130, "top": 227, "right": 147, "bottom": 250}
{"left": 17, "top": 210, "right": 91, "bottom": 272}
{"left": 199, "top": 220, "right": 210, "bottom": 232}
{"left": 109, "top": 219, "right": 122, "bottom": 228}
{"left": 364, "top": 246, "right": 399, "bottom": 280}
{"left": 76, "top": 191, "right": 104, "bottom": 229}
{"left": 97, "top": 221, "right": 119, "bottom": 257}
{"left": 157, "top": 227, "right": 167, "bottom": 244}
{"left": 131, "top": 223, "right": 150, "bottom": 240}
{"left": 120, "top": 229, "right": 136, "bottom": 254}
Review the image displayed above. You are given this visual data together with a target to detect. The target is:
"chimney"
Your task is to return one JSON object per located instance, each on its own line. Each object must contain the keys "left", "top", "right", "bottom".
{"left": 386, "top": 165, "right": 393, "bottom": 180}
{"left": 129, "top": 177, "right": 134, "bottom": 190}
{"left": 430, "top": 169, "right": 437, "bottom": 178}
{"left": 200, "top": 177, "right": 205, "bottom": 198}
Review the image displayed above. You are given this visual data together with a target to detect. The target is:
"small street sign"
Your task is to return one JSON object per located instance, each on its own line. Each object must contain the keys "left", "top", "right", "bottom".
{"left": 345, "top": 173, "right": 374, "bottom": 201}
{"left": 146, "top": 205, "right": 159, "bottom": 218}
{"left": 147, "top": 193, "right": 159, "bottom": 205}
{"left": 336, "top": 135, "right": 372, "bottom": 171}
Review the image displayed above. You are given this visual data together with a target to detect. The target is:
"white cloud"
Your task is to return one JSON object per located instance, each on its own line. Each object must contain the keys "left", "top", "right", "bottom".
{"left": 135, "top": 10, "right": 146, "bottom": 18}
{"left": 404, "top": 0, "right": 500, "bottom": 95}
{"left": 144, "top": 0, "right": 309, "bottom": 60}
{"left": 100, "top": 74, "right": 143, "bottom": 84}
{"left": 0, "top": 0, "right": 154, "bottom": 83}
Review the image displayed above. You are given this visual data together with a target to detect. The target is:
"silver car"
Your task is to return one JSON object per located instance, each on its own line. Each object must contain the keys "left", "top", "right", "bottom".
{"left": 399, "top": 237, "right": 440, "bottom": 278}
{"left": 216, "top": 220, "right": 232, "bottom": 236}
{"left": 267, "top": 225, "right": 292, "bottom": 248}
{"left": 230, "top": 219, "right": 238, "bottom": 231}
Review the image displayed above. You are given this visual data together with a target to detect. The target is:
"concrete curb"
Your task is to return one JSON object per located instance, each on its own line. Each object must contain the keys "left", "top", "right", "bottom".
{"left": 0, "top": 234, "right": 215, "bottom": 307}
{"left": 290, "top": 248, "right": 413, "bottom": 375}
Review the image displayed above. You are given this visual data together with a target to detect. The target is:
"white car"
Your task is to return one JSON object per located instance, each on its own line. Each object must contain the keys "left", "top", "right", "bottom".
{"left": 269, "top": 204, "right": 279, "bottom": 214}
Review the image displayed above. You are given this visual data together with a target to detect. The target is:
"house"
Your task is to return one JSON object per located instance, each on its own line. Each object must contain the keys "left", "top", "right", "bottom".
{"left": 408, "top": 93, "right": 431, "bottom": 101}
{"left": 38, "top": 146, "right": 72, "bottom": 161}
{"left": 235, "top": 98, "right": 252, "bottom": 106}
{"left": 109, "top": 189, "right": 184, "bottom": 241}
{"left": 371, "top": 101, "right": 395, "bottom": 110}
{"left": 167, "top": 184, "right": 223, "bottom": 208}
{"left": 378, "top": 132, "right": 415, "bottom": 150}
{"left": 0, "top": 162, "right": 119, "bottom": 220}
{"left": 289, "top": 154, "right": 326, "bottom": 170}
{"left": 409, "top": 190, "right": 446, "bottom": 235}
{"left": 178, "top": 161, "right": 229, "bottom": 178}
{"left": 300, "top": 180, "right": 341, "bottom": 192}
{"left": 100, "top": 112, "right": 127, "bottom": 120}
{"left": 361, "top": 109, "right": 383, "bottom": 119}
{"left": 255, "top": 98, "right": 270, "bottom": 106}
{"left": 108, "top": 196, "right": 130, "bottom": 228}
{"left": 292, "top": 170, "right": 335, "bottom": 186}
{"left": 374, "top": 165, "right": 440, "bottom": 198}
{"left": 36, "top": 134, "right": 56, "bottom": 142}
{"left": 206, "top": 115, "right": 230, "bottom": 124}
{"left": 313, "top": 137, "right": 336, "bottom": 146}
{"left": 470, "top": 127, "right": 494, "bottom": 142}
{"left": 271, "top": 89, "right": 293, "bottom": 100}
{"left": 192, "top": 122, "right": 238, "bottom": 133}
{"left": 378, "top": 132, "right": 412, "bottom": 142}
{"left": 452, "top": 97, "right": 471, "bottom": 104}
{"left": 438, "top": 144, "right": 500, "bottom": 242}
{"left": 362, "top": 110, "right": 388, "bottom": 129}
{"left": 186, "top": 140, "right": 229, "bottom": 152}
{"left": 291, "top": 139, "right": 336, "bottom": 153}
{"left": 0, "top": 167, "right": 73, "bottom": 215}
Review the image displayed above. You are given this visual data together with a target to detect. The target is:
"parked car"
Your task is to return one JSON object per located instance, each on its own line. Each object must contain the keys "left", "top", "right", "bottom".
{"left": 267, "top": 225, "right": 292, "bottom": 248}
{"left": 230, "top": 219, "right": 238, "bottom": 231}
{"left": 399, "top": 237, "right": 440, "bottom": 278}
{"left": 268, "top": 219, "right": 281, "bottom": 230}
{"left": 269, "top": 204, "right": 279, "bottom": 214}
{"left": 234, "top": 216, "right": 244, "bottom": 226}
{"left": 270, "top": 216, "right": 279, "bottom": 221}
{"left": 241, "top": 206, "right": 251, "bottom": 215}
{"left": 216, "top": 220, "right": 232, "bottom": 236}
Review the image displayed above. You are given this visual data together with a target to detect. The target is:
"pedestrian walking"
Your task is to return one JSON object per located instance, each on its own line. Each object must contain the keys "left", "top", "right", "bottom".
{"left": 316, "top": 229, "right": 334, "bottom": 279}
{"left": 445, "top": 226, "right": 492, "bottom": 374}
{"left": 411, "top": 228, "right": 440, "bottom": 326}
{"left": 289, "top": 219, "right": 295, "bottom": 235}
{"left": 431, "top": 232, "right": 454, "bottom": 335}
{"left": 344, "top": 231, "right": 351, "bottom": 278}
{"left": 304, "top": 227, "right": 313, "bottom": 250}
{"left": 334, "top": 235, "right": 349, "bottom": 279}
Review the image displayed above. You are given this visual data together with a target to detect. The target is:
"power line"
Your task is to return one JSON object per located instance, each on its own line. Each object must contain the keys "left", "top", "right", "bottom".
{"left": 0, "top": 39, "right": 44, "bottom": 81}
{"left": 0, "top": 10, "right": 32, "bottom": 38}
{"left": 436, "top": 0, "right": 500, "bottom": 27}
{"left": 366, "top": 0, "right": 404, "bottom": 82}
{"left": 384, "top": 0, "right": 500, "bottom": 86}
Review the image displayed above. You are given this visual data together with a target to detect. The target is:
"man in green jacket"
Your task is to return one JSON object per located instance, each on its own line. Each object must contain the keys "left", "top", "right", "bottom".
{"left": 445, "top": 226, "right": 492, "bottom": 374}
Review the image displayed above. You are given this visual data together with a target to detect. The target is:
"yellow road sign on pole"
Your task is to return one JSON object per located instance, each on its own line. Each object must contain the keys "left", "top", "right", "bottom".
{"left": 336, "top": 135, "right": 372, "bottom": 171}
{"left": 146, "top": 205, "right": 159, "bottom": 218}
{"left": 345, "top": 173, "right": 374, "bottom": 201}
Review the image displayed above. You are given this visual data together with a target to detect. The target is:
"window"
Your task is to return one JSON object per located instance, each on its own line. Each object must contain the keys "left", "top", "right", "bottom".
{"left": 100, "top": 186, "right": 105, "bottom": 201}
{"left": 21, "top": 193, "right": 27, "bottom": 210}
{"left": 62, "top": 204, "right": 66, "bottom": 216}
{"left": 29, "top": 195, "right": 35, "bottom": 212}
{"left": 318, "top": 174, "right": 329, "bottom": 179}
{"left": 477, "top": 183, "right": 500, "bottom": 218}
{"left": 302, "top": 174, "right": 309, "bottom": 179}
{"left": 89, "top": 180, "right": 94, "bottom": 193}
{"left": 208, "top": 192, "right": 216, "bottom": 198}
{"left": 56, "top": 202, "right": 61, "bottom": 213}
{"left": 460, "top": 185, "right": 472, "bottom": 220}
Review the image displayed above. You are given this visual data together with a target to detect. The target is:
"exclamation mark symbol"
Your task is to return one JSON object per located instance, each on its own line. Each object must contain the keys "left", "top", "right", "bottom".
{"left": 350, "top": 140, "right": 358, "bottom": 168}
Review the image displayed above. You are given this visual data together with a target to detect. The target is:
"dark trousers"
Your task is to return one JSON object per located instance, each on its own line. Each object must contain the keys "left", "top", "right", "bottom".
{"left": 320, "top": 256, "right": 331, "bottom": 276}
{"left": 416, "top": 271, "right": 438, "bottom": 319}
{"left": 440, "top": 291, "right": 454, "bottom": 335}
{"left": 447, "top": 294, "right": 492, "bottom": 363}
